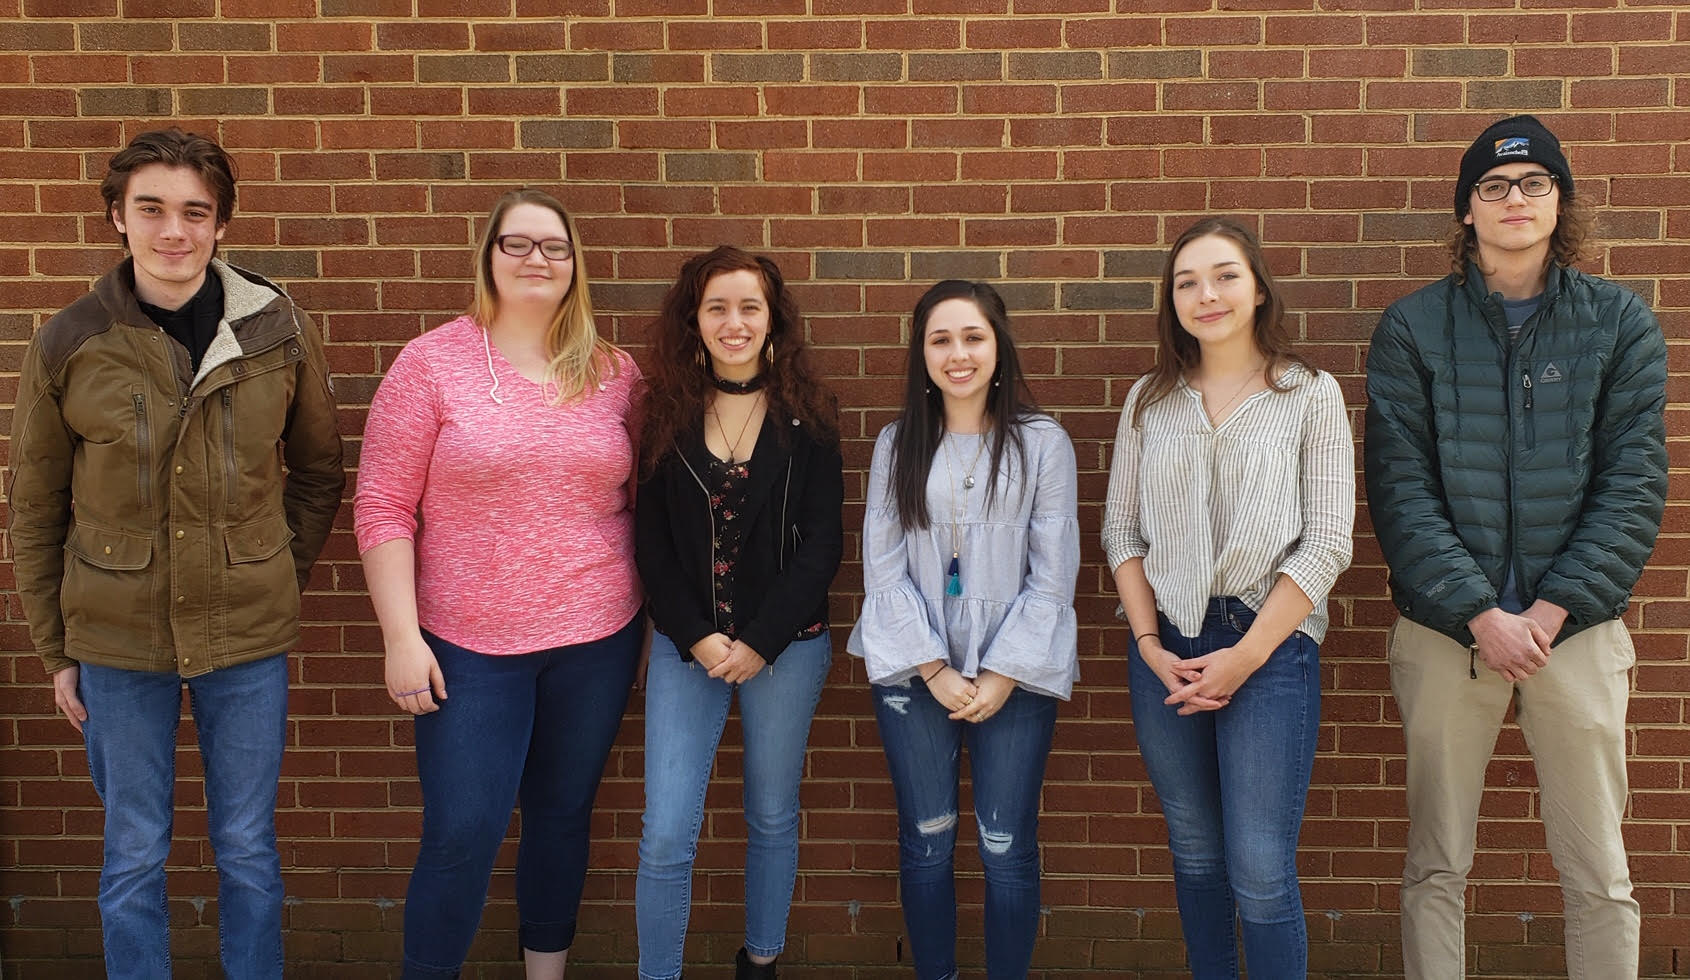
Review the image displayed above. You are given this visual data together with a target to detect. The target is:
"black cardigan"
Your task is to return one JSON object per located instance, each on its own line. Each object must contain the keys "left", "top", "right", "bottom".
{"left": 635, "top": 415, "right": 844, "bottom": 664}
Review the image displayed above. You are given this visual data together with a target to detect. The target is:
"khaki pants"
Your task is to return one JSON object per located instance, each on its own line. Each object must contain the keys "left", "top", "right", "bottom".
{"left": 1388, "top": 616, "right": 1639, "bottom": 980}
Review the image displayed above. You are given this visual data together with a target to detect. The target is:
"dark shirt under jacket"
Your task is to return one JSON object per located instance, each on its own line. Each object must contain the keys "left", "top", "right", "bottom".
{"left": 636, "top": 415, "right": 844, "bottom": 666}
{"left": 138, "top": 270, "right": 223, "bottom": 372}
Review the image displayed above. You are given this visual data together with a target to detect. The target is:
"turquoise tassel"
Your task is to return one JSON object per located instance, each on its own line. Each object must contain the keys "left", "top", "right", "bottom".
{"left": 945, "top": 553, "right": 962, "bottom": 596}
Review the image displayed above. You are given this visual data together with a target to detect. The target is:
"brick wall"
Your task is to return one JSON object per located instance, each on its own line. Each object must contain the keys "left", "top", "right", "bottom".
{"left": 1, "top": 3, "right": 1687, "bottom": 977}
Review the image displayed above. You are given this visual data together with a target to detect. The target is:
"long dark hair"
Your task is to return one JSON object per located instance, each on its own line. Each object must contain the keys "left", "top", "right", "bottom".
{"left": 642, "top": 245, "right": 838, "bottom": 474}
{"left": 889, "top": 280, "right": 1039, "bottom": 532}
{"left": 1131, "top": 217, "right": 1309, "bottom": 427}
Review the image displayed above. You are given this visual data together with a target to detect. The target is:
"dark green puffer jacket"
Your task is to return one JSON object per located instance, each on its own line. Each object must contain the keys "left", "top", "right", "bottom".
{"left": 1364, "top": 261, "right": 1667, "bottom": 646}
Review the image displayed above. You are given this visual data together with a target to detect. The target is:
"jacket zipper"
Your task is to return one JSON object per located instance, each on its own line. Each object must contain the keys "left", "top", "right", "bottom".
{"left": 222, "top": 389, "right": 236, "bottom": 507}
{"left": 133, "top": 394, "right": 151, "bottom": 508}
{"left": 677, "top": 449, "right": 720, "bottom": 633}
{"left": 778, "top": 458, "right": 792, "bottom": 572}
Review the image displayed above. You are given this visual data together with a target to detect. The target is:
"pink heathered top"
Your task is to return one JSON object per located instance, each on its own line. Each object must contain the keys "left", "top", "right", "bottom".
{"left": 354, "top": 315, "right": 643, "bottom": 655}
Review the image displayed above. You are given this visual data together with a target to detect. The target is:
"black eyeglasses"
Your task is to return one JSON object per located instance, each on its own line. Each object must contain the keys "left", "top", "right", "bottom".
{"left": 1474, "top": 173, "right": 1557, "bottom": 202}
{"left": 496, "top": 235, "right": 574, "bottom": 261}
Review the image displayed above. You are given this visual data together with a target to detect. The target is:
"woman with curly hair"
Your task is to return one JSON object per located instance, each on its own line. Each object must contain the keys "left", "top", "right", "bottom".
{"left": 633, "top": 245, "right": 844, "bottom": 980}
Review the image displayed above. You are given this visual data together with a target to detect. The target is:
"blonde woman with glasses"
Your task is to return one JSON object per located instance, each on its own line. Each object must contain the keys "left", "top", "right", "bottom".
{"left": 355, "top": 189, "right": 645, "bottom": 979}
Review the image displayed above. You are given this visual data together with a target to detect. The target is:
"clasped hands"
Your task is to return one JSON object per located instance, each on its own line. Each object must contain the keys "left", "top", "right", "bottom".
{"left": 1140, "top": 636, "right": 1269, "bottom": 716}
{"left": 920, "top": 663, "right": 1014, "bottom": 723}
{"left": 1468, "top": 602, "right": 1563, "bottom": 682}
{"left": 689, "top": 632, "right": 767, "bottom": 685}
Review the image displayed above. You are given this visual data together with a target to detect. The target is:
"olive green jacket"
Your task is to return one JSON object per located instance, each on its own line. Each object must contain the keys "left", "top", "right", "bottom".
{"left": 8, "top": 259, "right": 345, "bottom": 677}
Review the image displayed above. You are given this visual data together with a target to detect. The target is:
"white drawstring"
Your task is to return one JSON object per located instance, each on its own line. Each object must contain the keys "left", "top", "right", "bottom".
{"left": 481, "top": 327, "right": 504, "bottom": 405}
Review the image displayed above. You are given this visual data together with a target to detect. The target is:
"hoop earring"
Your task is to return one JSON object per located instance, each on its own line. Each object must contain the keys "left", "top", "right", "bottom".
{"left": 764, "top": 338, "right": 775, "bottom": 366}
{"left": 695, "top": 346, "right": 708, "bottom": 371}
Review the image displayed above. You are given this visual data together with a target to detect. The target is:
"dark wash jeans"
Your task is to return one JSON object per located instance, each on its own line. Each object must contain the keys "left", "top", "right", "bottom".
{"left": 1129, "top": 597, "right": 1320, "bottom": 980}
{"left": 401, "top": 614, "right": 641, "bottom": 979}
{"left": 872, "top": 679, "right": 1059, "bottom": 980}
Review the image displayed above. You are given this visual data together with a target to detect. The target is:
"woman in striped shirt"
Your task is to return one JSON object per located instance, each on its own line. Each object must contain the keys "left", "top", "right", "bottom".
{"left": 1103, "top": 217, "right": 1355, "bottom": 979}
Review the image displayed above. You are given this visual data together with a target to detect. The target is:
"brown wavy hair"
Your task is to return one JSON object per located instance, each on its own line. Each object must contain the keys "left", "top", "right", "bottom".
{"left": 641, "top": 246, "right": 838, "bottom": 474}
{"left": 101, "top": 128, "right": 237, "bottom": 250}
{"left": 1131, "top": 217, "right": 1309, "bottom": 428}
{"left": 1447, "top": 191, "right": 1594, "bottom": 281}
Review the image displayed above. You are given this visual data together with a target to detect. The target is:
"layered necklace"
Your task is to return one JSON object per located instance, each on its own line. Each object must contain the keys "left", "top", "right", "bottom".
{"left": 941, "top": 429, "right": 989, "bottom": 597}
{"left": 710, "top": 391, "right": 764, "bottom": 465}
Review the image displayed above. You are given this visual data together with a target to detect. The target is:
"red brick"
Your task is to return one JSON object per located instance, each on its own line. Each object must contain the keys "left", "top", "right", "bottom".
{"left": 865, "top": 16, "right": 959, "bottom": 48}
{"left": 665, "top": 20, "right": 762, "bottom": 51}
{"left": 768, "top": 19, "right": 862, "bottom": 48}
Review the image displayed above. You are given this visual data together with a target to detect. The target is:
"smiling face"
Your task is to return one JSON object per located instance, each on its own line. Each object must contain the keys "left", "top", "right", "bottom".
{"left": 922, "top": 296, "right": 998, "bottom": 415}
{"left": 489, "top": 202, "right": 574, "bottom": 313}
{"left": 1464, "top": 160, "right": 1561, "bottom": 265}
{"left": 110, "top": 163, "right": 226, "bottom": 309}
{"left": 696, "top": 268, "right": 770, "bottom": 382}
{"left": 1169, "top": 233, "right": 1265, "bottom": 356}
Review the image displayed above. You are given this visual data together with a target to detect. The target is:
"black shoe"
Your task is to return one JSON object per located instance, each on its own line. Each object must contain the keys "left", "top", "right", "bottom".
{"left": 735, "top": 946, "right": 777, "bottom": 979}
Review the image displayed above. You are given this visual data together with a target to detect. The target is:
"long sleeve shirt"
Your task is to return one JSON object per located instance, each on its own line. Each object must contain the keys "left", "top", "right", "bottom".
{"left": 1102, "top": 364, "right": 1355, "bottom": 642}
{"left": 353, "top": 315, "right": 643, "bottom": 654}
{"left": 848, "top": 415, "right": 1080, "bottom": 700}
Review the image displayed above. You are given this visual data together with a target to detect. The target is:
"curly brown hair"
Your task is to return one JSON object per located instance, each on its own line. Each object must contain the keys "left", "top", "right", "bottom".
{"left": 1447, "top": 192, "right": 1594, "bottom": 281}
{"left": 641, "top": 246, "right": 838, "bottom": 474}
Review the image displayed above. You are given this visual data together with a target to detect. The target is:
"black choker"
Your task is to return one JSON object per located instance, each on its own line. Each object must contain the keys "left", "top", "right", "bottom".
{"left": 710, "top": 372, "right": 767, "bottom": 394}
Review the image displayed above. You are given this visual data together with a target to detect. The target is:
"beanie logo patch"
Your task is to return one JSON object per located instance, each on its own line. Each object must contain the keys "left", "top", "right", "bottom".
{"left": 1495, "top": 136, "right": 1531, "bottom": 158}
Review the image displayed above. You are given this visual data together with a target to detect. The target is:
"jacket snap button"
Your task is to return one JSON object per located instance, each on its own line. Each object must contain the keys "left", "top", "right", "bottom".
{"left": 176, "top": 595, "right": 185, "bottom": 604}
{"left": 175, "top": 465, "right": 184, "bottom": 474}
{"left": 103, "top": 546, "right": 111, "bottom": 554}
{"left": 175, "top": 530, "right": 185, "bottom": 539}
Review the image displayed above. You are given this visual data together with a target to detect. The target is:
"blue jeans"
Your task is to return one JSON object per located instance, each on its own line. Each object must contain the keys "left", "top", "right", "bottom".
{"left": 402, "top": 615, "right": 641, "bottom": 979}
{"left": 1129, "top": 597, "right": 1320, "bottom": 980}
{"left": 635, "top": 630, "right": 831, "bottom": 980}
{"left": 79, "top": 652, "right": 290, "bottom": 980}
{"left": 872, "top": 679, "right": 1058, "bottom": 980}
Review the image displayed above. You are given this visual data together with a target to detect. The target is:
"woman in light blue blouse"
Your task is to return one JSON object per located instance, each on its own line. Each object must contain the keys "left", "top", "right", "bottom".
{"left": 1102, "top": 218, "right": 1355, "bottom": 979}
{"left": 847, "top": 279, "right": 1079, "bottom": 980}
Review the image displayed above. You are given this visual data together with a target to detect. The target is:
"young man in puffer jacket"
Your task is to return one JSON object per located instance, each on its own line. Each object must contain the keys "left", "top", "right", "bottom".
{"left": 1364, "top": 114, "right": 1666, "bottom": 980}
{"left": 7, "top": 128, "right": 344, "bottom": 979}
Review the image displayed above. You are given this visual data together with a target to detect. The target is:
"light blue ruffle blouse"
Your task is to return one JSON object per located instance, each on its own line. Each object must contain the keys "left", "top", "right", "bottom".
{"left": 847, "top": 414, "right": 1080, "bottom": 700}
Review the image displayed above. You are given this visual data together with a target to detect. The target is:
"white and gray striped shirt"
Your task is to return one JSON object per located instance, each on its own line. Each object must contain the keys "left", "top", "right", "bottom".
{"left": 1102, "top": 364, "right": 1356, "bottom": 642}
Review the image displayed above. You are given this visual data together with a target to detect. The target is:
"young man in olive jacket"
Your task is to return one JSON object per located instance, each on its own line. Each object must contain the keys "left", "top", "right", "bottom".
{"left": 1364, "top": 115, "right": 1666, "bottom": 979}
{"left": 7, "top": 128, "right": 344, "bottom": 979}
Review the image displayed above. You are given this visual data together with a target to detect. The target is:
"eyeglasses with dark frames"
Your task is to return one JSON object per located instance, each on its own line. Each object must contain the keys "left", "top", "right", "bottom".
{"left": 496, "top": 235, "right": 575, "bottom": 261}
{"left": 1473, "top": 173, "right": 1558, "bottom": 203}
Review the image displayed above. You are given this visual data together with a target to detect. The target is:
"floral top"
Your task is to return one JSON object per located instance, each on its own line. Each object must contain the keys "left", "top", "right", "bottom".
{"left": 708, "top": 456, "right": 825, "bottom": 642}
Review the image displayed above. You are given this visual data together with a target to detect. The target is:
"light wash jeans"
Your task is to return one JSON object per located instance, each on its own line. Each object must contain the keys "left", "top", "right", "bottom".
{"left": 871, "top": 677, "right": 1058, "bottom": 980}
{"left": 80, "top": 652, "right": 290, "bottom": 980}
{"left": 1129, "top": 597, "right": 1320, "bottom": 980}
{"left": 635, "top": 630, "right": 831, "bottom": 980}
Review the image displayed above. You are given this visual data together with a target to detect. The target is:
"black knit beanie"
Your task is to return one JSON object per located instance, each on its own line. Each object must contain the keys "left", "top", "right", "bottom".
{"left": 1454, "top": 114, "right": 1573, "bottom": 217}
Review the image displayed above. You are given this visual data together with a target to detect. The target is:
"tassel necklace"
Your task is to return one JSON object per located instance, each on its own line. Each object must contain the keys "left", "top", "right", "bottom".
{"left": 941, "top": 429, "right": 989, "bottom": 597}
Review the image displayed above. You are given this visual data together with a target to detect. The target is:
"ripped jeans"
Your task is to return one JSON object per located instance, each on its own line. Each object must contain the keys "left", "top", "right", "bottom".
{"left": 872, "top": 679, "right": 1058, "bottom": 980}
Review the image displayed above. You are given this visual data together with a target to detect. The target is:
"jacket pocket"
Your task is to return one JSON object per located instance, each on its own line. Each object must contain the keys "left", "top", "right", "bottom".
{"left": 132, "top": 388, "right": 152, "bottom": 509}
{"left": 224, "top": 513, "right": 295, "bottom": 564}
{"left": 222, "top": 513, "right": 300, "bottom": 653}
{"left": 65, "top": 523, "right": 153, "bottom": 570}
{"left": 222, "top": 388, "right": 236, "bottom": 508}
